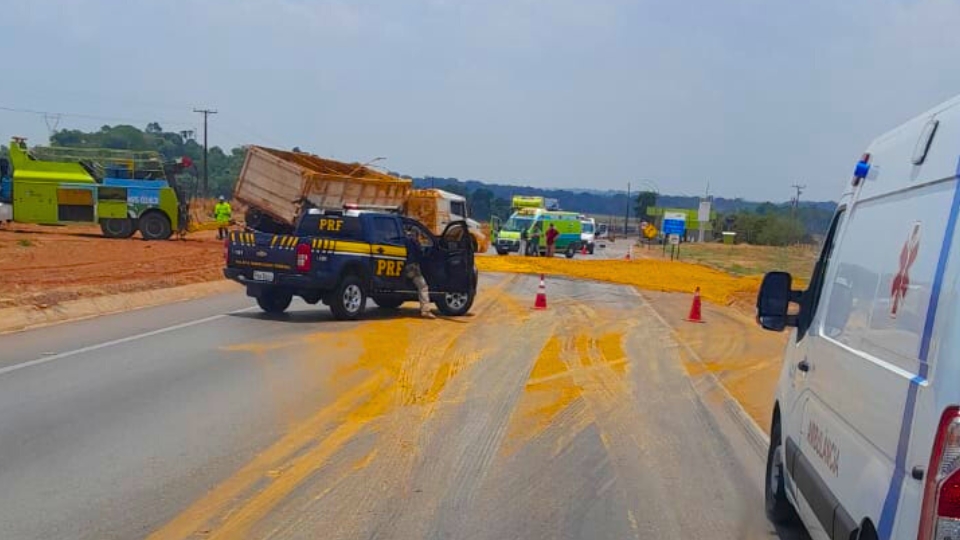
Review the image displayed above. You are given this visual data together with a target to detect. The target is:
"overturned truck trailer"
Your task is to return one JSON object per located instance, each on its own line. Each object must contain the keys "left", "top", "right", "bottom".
{"left": 235, "top": 145, "right": 489, "bottom": 251}
{"left": 234, "top": 146, "right": 412, "bottom": 232}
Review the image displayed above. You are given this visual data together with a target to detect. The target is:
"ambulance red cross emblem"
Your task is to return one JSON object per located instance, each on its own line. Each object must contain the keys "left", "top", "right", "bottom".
{"left": 890, "top": 222, "right": 921, "bottom": 317}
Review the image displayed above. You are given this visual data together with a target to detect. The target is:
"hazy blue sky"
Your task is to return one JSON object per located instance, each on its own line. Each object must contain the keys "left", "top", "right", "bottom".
{"left": 2, "top": 0, "right": 959, "bottom": 200}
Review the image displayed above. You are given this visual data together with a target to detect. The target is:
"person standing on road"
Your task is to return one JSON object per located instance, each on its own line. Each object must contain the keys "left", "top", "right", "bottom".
{"left": 545, "top": 223, "right": 559, "bottom": 257}
{"left": 529, "top": 223, "right": 542, "bottom": 256}
{"left": 214, "top": 196, "right": 232, "bottom": 240}
{"left": 404, "top": 230, "right": 436, "bottom": 319}
{"left": 520, "top": 227, "right": 528, "bottom": 257}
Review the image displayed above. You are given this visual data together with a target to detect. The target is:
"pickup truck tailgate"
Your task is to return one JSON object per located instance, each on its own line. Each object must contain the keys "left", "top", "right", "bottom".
{"left": 227, "top": 231, "right": 301, "bottom": 279}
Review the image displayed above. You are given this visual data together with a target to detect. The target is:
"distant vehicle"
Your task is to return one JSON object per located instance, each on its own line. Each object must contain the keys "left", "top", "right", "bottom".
{"left": 579, "top": 216, "right": 596, "bottom": 254}
{"left": 234, "top": 145, "right": 488, "bottom": 251}
{"left": 757, "top": 93, "right": 960, "bottom": 540}
{"left": 224, "top": 208, "right": 477, "bottom": 320}
{"left": 0, "top": 137, "right": 188, "bottom": 239}
{"left": 596, "top": 222, "right": 610, "bottom": 239}
{"left": 494, "top": 207, "right": 582, "bottom": 258}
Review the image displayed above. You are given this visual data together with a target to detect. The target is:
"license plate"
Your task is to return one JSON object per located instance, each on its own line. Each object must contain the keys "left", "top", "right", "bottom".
{"left": 252, "top": 270, "right": 274, "bottom": 282}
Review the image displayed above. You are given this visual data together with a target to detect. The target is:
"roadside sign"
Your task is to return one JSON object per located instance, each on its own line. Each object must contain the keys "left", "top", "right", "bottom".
{"left": 669, "top": 234, "right": 680, "bottom": 245}
{"left": 698, "top": 201, "right": 711, "bottom": 223}
{"left": 663, "top": 212, "right": 686, "bottom": 236}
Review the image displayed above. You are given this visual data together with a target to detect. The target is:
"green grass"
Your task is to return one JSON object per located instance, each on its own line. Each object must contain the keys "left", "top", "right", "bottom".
{"left": 17, "top": 239, "right": 34, "bottom": 248}
{"left": 674, "top": 243, "right": 817, "bottom": 280}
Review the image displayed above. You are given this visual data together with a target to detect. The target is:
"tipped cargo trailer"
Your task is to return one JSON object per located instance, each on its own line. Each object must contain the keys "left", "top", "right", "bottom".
{"left": 234, "top": 146, "right": 489, "bottom": 252}
{"left": 235, "top": 146, "right": 411, "bottom": 232}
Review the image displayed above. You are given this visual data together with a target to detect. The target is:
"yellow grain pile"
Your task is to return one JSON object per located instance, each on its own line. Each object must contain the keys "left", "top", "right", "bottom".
{"left": 475, "top": 256, "right": 764, "bottom": 305}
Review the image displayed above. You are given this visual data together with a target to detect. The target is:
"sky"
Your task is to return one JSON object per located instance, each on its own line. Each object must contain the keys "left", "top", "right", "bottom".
{"left": 1, "top": 0, "right": 959, "bottom": 201}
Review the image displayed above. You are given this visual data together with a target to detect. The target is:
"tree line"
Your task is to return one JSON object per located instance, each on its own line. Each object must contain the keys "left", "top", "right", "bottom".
{"left": 5, "top": 123, "right": 836, "bottom": 245}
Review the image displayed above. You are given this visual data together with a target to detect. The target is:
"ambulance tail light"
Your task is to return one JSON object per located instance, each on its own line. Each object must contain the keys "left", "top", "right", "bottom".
{"left": 296, "top": 242, "right": 312, "bottom": 272}
{"left": 918, "top": 407, "right": 960, "bottom": 540}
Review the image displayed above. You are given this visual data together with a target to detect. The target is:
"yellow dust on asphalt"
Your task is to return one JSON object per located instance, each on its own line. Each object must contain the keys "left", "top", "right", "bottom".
{"left": 475, "top": 256, "right": 763, "bottom": 305}
{"left": 148, "top": 279, "right": 516, "bottom": 540}
{"left": 500, "top": 302, "right": 634, "bottom": 459}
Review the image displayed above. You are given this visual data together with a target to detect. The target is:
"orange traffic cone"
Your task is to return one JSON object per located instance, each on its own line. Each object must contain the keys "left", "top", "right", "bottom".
{"left": 624, "top": 251, "right": 631, "bottom": 261}
{"left": 686, "top": 287, "right": 704, "bottom": 323}
{"left": 533, "top": 274, "right": 548, "bottom": 310}
{"left": 581, "top": 243, "right": 588, "bottom": 255}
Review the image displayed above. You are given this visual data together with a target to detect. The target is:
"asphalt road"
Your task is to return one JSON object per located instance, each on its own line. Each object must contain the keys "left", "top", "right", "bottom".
{"left": 0, "top": 273, "right": 799, "bottom": 540}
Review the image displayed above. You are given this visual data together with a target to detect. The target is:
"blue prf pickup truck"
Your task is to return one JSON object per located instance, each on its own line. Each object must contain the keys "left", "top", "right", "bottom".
{"left": 223, "top": 208, "right": 477, "bottom": 320}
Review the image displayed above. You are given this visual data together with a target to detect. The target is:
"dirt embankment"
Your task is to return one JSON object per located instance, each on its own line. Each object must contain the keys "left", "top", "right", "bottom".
{"left": 1, "top": 223, "right": 226, "bottom": 309}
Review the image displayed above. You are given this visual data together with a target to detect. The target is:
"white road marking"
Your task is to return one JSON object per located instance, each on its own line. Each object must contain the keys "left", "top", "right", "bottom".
{"left": 0, "top": 307, "right": 258, "bottom": 377}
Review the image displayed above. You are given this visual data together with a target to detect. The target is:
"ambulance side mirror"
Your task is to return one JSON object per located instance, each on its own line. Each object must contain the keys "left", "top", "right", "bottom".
{"left": 757, "top": 272, "right": 798, "bottom": 332}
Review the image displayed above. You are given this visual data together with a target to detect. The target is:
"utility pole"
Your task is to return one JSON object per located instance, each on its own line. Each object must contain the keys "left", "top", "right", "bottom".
{"left": 624, "top": 182, "right": 631, "bottom": 236}
{"left": 790, "top": 183, "right": 806, "bottom": 218}
{"left": 193, "top": 108, "right": 217, "bottom": 197}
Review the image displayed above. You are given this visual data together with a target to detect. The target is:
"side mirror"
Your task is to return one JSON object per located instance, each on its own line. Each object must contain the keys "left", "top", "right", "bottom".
{"left": 756, "top": 271, "right": 798, "bottom": 332}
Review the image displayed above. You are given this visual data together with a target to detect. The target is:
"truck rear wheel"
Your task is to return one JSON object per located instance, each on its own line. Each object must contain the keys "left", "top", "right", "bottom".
{"left": 565, "top": 245, "right": 576, "bottom": 258}
{"left": 139, "top": 212, "right": 172, "bottom": 240}
{"left": 100, "top": 218, "right": 136, "bottom": 239}
{"left": 496, "top": 247, "right": 508, "bottom": 255}
{"left": 256, "top": 289, "right": 293, "bottom": 314}
{"left": 330, "top": 275, "right": 366, "bottom": 320}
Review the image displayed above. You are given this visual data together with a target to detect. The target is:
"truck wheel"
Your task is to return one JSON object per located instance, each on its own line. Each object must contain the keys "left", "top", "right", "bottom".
{"left": 331, "top": 275, "right": 366, "bottom": 320}
{"left": 436, "top": 290, "right": 474, "bottom": 316}
{"left": 565, "top": 245, "right": 576, "bottom": 259}
{"left": 374, "top": 297, "right": 405, "bottom": 310}
{"left": 256, "top": 289, "right": 293, "bottom": 314}
{"left": 139, "top": 212, "right": 172, "bottom": 240}
{"left": 496, "top": 247, "right": 508, "bottom": 256}
{"left": 100, "top": 218, "right": 136, "bottom": 239}
{"left": 765, "top": 417, "right": 799, "bottom": 526}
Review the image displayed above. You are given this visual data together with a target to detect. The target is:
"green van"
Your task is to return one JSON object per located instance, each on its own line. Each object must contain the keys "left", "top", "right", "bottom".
{"left": 495, "top": 208, "right": 582, "bottom": 258}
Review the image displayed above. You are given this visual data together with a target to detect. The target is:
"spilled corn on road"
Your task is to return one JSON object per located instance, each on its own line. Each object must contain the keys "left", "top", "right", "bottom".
{"left": 0, "top": 272, "right": 800, "bottom": 540}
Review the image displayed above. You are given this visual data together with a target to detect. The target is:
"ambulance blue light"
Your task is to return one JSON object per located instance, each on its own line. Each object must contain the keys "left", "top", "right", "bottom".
{"left": 854, "top": 160, "right": 870, "bottom": 179}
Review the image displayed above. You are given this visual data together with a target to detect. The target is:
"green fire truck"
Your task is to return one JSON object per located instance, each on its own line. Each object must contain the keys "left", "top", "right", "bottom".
{"left": 0, "top": 138, "right": 189, "bottom": 239}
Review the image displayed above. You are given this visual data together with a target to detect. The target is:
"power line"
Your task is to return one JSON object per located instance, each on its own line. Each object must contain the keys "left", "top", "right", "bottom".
{"left": 194, "top": 108, "right": 218, "bottom": 197}
{"left": 0, "top": 105, "right": 195, "bottom": 128}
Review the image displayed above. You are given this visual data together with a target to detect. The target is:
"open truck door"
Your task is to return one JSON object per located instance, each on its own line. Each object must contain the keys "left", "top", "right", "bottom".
{"left": 435, "top": 220, "right": 474, "bottom": 294}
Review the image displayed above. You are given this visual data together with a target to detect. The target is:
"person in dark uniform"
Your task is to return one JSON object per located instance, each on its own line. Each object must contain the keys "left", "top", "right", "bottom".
{"left": 404, "top": 229, "right": 435, "bottom": 319}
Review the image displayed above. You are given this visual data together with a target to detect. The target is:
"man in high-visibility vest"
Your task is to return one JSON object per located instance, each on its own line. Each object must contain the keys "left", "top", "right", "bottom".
{"left": 214, "top": 196, "right": 232, "bottom": 240}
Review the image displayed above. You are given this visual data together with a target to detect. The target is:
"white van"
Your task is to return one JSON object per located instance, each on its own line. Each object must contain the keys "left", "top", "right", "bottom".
{"left": 757, "top": 93, "right": 960, "bottom": 540}
{"left": 580, "top": 216, "right": 596, "bottom": 254}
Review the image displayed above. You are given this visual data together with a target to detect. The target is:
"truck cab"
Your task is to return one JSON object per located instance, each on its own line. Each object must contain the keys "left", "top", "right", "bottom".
{"left": 224, "top": 209, "right": 477, "bottom": 320}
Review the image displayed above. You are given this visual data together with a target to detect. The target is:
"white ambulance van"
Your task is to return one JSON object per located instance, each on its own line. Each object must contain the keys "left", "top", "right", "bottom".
{"left": 757, "top": 93, "right": 960, "bottom": 540}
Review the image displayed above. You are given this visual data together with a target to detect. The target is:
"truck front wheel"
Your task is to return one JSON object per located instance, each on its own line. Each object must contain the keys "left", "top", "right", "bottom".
{"left": 331, "top": 275, "right": 366, "bottom": 320}
{"left": 100, "top": 218, "right": 136, "bottom": 239}
{"left": 256, "top": 289, "right": 293, "bottom": 314}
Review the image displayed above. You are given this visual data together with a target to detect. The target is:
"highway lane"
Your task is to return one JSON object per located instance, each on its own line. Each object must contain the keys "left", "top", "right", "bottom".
{"left": 0, "top": 273, "right": 797, "bottom": 539}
